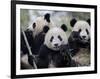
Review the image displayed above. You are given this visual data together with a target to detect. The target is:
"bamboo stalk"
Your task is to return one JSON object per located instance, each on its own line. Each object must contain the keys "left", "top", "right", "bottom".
{"left": 22, "top": 30, "right": 37, "bottom": 69}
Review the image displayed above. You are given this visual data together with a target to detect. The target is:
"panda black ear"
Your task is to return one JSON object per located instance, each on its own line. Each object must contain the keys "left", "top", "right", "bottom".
{"left": 32, "top": 23, "right": 36, "bottom": 29}
{"left": 87, "top": 19, "right": 91, "bottom": 25}
{"left": 61, "top": 24, "right": 67, "bottom": 32}
{"left": 43, "top": 26, "right": 50, "bottom": 33}
{"left": 70, "top": 18, "right": 77, "bottom": 27}
{"left": 44, "top": 13, "right": 50, "bottom": 23}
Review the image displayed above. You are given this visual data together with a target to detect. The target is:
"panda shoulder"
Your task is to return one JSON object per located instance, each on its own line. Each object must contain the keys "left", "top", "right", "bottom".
{"left": 40, "top": 45, "right": 49, "bottom": 51}
{"left": 38, "top": 45, "right": 50, "bottom": 57}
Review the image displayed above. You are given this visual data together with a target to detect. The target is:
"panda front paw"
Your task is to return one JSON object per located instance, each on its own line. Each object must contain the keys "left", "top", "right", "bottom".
{"left": 28, "top": 55, "right": 34, "bottom": 67}
{"left": 60, "top": 45, "right": 69, "bottom": 56}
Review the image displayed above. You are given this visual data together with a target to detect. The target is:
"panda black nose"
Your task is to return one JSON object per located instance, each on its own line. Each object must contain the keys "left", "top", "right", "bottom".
{"left": 54, "top": 44, "right": 58, "bottom": 47}
{"left": 82, "top": 36, "right": 86, "bottom": 39}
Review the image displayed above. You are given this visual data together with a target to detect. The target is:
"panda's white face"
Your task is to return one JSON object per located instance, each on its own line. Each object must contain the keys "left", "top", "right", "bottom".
{"left": 44, "top": 27, "right": 68, "bottom": 51}
{"left": 72, "top": 21, "right": 90, "bottom": 42}
{"left": 32, "top": 17, "right": 49, "bottom": 35}
{"left": 27, "top": 13, "right": 55, "bottom": 37}
{"left": 79, "top": 28, "right": 90, "bottom": 42}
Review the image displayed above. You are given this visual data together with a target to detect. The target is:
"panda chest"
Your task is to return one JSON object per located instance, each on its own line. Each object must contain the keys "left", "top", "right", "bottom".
{"left": 48, "top": 59, "right": 55, "bottom": 68}
{"left": 48, "top": 52, "right": 58, "bottom": 68}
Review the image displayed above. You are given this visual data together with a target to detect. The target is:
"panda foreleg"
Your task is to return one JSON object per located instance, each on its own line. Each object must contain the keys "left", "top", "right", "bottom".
{"left": 37, "top": 57, "right": 49, "bottom": 68}
{"left": 37, "top": 45, "right": 49, "bottom": 68}
{"left": 68, "top": 35, "right": 79, "bottom": 56}
{"left": 53, "top": 54, "right": 67, "bottom": 67}
{"left": 54, "top": 53, "right": 77, "bottom": 67}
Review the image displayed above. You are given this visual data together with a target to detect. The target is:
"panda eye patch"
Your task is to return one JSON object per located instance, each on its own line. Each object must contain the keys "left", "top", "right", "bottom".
{"left": 58, "top": 35, "right": 62, "bottom": 41}
{"left": 78, "top": 29, "right": 81, "bottom": 32}
{"left": 86, "top": 29, "right": 89, "bottom": 34}
{"left": 50, "top": 36, "right": 54, "bottom": 42}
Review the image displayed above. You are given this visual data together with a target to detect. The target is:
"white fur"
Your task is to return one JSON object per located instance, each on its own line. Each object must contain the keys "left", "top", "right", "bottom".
{"left": 72, "top": 20, "right": 90, "bottom": 42}
{"left": 44, "top": 27, "right": 68, "bottom": 51}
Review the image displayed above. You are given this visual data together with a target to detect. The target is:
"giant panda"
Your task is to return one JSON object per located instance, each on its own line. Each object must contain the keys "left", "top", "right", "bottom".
{"left": 68, "top": 18, "right": 90, "bottom": 56}
{"left": 21, "top": 13, "right": 54, "bottom": 69}
{"left": 36, "top": 24, "right": 77, "bottom": 68}
{"left": 21, "top": 13, "right": 55, "bottom": 55}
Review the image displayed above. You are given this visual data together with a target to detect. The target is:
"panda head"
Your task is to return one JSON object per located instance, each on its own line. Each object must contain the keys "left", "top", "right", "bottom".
{"left": 70, "top": 18, "right": 90, "bottom": 43}
{"left": 28, "top": 13, "right": 54, "bottom": 37}
{"left": 44, "top": 24, "right": 68, "bottom": 51}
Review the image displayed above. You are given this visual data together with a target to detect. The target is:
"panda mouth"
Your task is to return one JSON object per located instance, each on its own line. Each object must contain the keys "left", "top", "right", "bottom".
{"left": 79, "top": 37, "right": 89, "bottom": 43}
{"left": 81, "top": 40, "right": 88, "bottom": 43}
{"left": 79, "top": 37, "right": 87, "bottom": 41}
{"left": 53, "top": 46, "right": 60, "bottom": 49}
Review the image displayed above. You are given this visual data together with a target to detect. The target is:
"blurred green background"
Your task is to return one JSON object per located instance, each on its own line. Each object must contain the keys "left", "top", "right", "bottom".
{"left": 20, "top": 9, "right": 90, "bottom": 31}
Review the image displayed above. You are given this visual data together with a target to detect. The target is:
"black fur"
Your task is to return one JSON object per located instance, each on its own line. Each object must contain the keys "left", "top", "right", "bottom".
{"left": 70, "top": 18, "right": 77, "bottom": 27}
{"left": 44, "top": 13, "right": 50, "bottom": 23}
{"left": 21, "top": 25, "right": 50, "bottom": 55}
{"left": 37, "top": 45, "right": 77, "bottom": 68}
{"left": 32, "top": 23, "right": 36, "bottom": 29}
{"left": 32, "top": 26, "right": 50, "bottom": 55}
{"left": 21, "top": 29, "right": 46, "bottom": 67}
{"left": 68, "top": 31, "right": 80, "bottom": 56}
{"left": 87, "top": 19, "right": 91, "bottom": 25}
{"left": 61, "top": 24, "right": 67, "bottom": 31}
{"left": 43, "top": 26, "right": 50, "bottom": 33}
{"left": 58, "top": 35, "right": 62, "bottom": 41}
{"left": 21, "top": 29, "right": 34, "bottom": 55}
{"left": 32, "top": 31, "right": 45, "bottom": 54}
{"left": 21, "top": 29, "right": 44, "bottom": 55}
